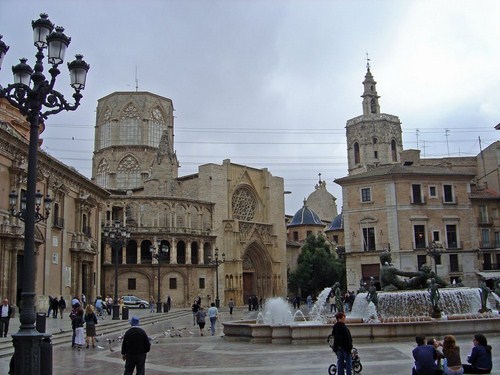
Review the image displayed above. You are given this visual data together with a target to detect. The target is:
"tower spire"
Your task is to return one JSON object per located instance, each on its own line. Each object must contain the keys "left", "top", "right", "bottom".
{"left": 361, "top": 57, "right": 380, "bottom": 116}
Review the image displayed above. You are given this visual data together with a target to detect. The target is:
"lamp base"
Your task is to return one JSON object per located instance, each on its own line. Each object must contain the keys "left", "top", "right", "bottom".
{"left": 112, "top": 304, "right": 120, "bottom": 320}
{"left": 12, "top": 329, "right": 45, "bottom": 375}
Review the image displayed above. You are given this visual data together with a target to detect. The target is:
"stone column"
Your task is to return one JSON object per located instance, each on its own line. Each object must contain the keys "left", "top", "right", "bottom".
{"left": 170, "top": 239, "right": 177, "bottom": 264}
{"left": 136, "top": 242, "right": 141, "bottom": 264}
{"left": 186, "top": 241, "right": 192, "bottom": 264}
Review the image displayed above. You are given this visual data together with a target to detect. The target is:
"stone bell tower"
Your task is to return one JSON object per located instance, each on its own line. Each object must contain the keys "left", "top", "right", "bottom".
{"left": 345, "top": 62, "right": 403, "bottom": 176}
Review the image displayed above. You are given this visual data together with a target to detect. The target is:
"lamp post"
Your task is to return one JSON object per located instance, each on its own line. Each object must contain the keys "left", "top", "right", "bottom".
{"left": 426, "top": 241, "right": 444, "bottom": 275}
{"left": 0, "top": 14, "right": 89, "bottom": 375}
{"left": 150, "top": 241, "right": 169, "bottom": 313}
{"left": 9, "top": 189, "right": 52, "bottom": 222}
{"left": 103, "top": 221, "right": 130, "bottom": 320}
{"left": 208, "top": 248, "right": 225, "bottom": 308}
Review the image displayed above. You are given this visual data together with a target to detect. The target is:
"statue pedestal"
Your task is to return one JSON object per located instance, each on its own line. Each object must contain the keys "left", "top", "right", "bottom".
{"left": 430, "top": 309, "right": 442, "bottom": 319}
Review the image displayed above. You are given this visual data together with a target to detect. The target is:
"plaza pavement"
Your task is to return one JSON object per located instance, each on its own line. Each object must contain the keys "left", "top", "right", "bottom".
{"left": 0, "top": 306, "right": 499, "bottom": 374}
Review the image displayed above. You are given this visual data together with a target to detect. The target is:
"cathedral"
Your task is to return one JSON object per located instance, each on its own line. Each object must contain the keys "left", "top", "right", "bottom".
{"left": 92, "top": 92, "right": 287, "bottom": 307}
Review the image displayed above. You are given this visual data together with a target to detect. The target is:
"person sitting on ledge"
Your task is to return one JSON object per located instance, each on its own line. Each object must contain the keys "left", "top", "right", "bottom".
{"left": 412, "top": 335, "right": 443, "bottom": 375}
{"left": 462, "top": 333, "right": 492, "bottom": 374}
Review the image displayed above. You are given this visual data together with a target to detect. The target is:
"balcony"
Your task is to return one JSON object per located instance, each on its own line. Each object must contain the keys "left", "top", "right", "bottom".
{"left": 442, "top": 197, "right": 458, "bottom": 205}
{"left": 82, "top": 226, "right": 92, "bottom": 237}
{"left": 446, "top": 241, "right": 463, "bottom": 250}
{"left": 53, "top": 217, "right": 64, "bottom": 229}
{"left": 410, "top": 196, "right": 427, "bottom": 205}
{"left": 479, "top": 241, "right": 497, "bottom": 249}
{"left": 477, "top": 216, "right": 493, "bottom": 226}
{"left": 449, "top": 264, "right": 463, "bottom": 273}
{"left": 482, "top": 263, "right": 500, "bottom": 271}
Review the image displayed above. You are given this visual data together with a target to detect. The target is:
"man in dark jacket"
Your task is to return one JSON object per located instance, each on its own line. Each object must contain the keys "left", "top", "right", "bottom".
{"left": 331, "top": 312, "right": 353, "bottom": 375}
{"left": 121, "top": 316, "right": 151, "bottom": 375}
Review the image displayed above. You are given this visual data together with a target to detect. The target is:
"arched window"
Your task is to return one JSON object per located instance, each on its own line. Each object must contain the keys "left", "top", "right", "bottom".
{"left": 120, "top": 103, "right": 140, "bottom": 145}
{"left": 391, "top": 139, "right": 398, "bottom": 162}
{"left": 100, "top": 107, "right": 112, "bottom": 148}
{"left": 96, "top": 159, "right": 109, "bottom": 188}
{"left": 354, "top": 142, "right": 360, "bottom": 164}
{"left": 141, "top": 240, "right": 152, "bottom": 264}
{"left": 370, "top": 98, "right": 376, "bottom": 114}
{"left": 177, "top": 241, "right": 186, "bottom": 264}
{"left": 126, "top": 240, "right": 138, "bottom": 264}
{"left": 116, "top": 155, "right": 141, "bottom": 189}
{"left": 148, "top": 107, "right": 164, "bottom": 147}
{"left": 191, "top": 242, "right": 198, "bottom": 264}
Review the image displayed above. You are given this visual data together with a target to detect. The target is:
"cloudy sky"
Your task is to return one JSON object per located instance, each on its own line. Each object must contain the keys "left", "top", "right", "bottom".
{"left": 1, "top": 0, "right": 499, "bottom": 216}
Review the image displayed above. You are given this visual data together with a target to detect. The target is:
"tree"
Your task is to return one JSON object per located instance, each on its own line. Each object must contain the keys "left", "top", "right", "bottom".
{"left": 288, "top": 234, "right": 344, "bottom": 298}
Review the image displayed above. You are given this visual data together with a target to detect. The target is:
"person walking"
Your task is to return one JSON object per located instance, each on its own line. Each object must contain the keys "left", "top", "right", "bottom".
{"left": 306, "top": 295, "right": 312, "bottom": 310}
{"left": 72, "top": 307, "right": 85, "bottom": 350}
{"left": 331, "top": 312, "right": 353, "bottom": 375}
{"left": 462, "top": 333, "right": 492, "bottom": 374}
{"left": 0, "top": 298, "right": 14, "bottom": 338}
{"left": 192, "top": 300, "right": 200, "bottom": 325}
{"left": 149, "top": 296, "right": 155, "bottom": 313}
{"left": 58, "top": 296, "right": 66, "bottom": 319}
{"left": 106, "top": 296, "right": 113, "bottom": 315}
{"left": 228, "top": 298, "right": 235, "bottom": 315}
{"left": 121, "top": 316, "right": 151, "bottom": 375}
{"left": 51, "top": 296, "right": 59, "bottom": 318}
{"left": 195, "top": 306, "right": 207, "bottom": 336}
{"left": 47, "top": 296, "right": 54, "bottom": 318}
{"left": 95, "top": 296, "right": 104, "bottom": 318}
{"left": 84, "top": 304, "right": 98, "bottom": 349}
{"left": 329, "top": 293, "right": 336, "bottom": 313}
{"left": 207, "top": 302, "right": 218, "bottom": 336}
{"left": 166, "top": 295, "right": 172, "bottom": 311}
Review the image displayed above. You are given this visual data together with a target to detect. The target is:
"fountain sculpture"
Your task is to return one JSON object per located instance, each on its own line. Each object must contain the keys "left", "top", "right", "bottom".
{"left": 223, "top": 251, "right": 500, "bottom": 344}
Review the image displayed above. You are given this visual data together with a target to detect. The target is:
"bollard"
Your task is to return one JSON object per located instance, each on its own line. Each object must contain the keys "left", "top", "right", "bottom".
{"left": 122, "top": 306, "right": 129, "bottom": 320}
{"left": 40, "top": 336, "right": 52, "bottom": 375}
{"left": 36, "top": 312, "right": 46, "bottom": 333}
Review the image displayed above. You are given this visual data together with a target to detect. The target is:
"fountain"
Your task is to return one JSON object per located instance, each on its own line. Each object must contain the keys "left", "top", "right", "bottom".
{"left": 223, "top": 251, "right": 500, "bottom": 344}
{"left": 223, "top": 287, "right": 500, "bottom": 344}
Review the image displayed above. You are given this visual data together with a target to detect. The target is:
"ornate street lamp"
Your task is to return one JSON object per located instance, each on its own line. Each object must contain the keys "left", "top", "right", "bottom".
{"left": 208, "top": 248, "right": 225, "bottom": 308}
{"left": 426, "top": 241, "right": 444, "bottom": 275}
{"left": 0, "top": 14, "right": 89, "bottom": 375}
{"left": 9, "top": 189, "right": 52, "bottom": 222}
{"left": 150, "top": 241, "right": 169, "bottom": 313}
{"left": 103, "top": 221, "right": 130, "bottom": 320}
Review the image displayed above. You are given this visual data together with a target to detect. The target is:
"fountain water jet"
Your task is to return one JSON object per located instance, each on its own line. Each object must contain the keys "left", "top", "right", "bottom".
{"left": 223, "top": 287, "right": 500, "bottom": 344}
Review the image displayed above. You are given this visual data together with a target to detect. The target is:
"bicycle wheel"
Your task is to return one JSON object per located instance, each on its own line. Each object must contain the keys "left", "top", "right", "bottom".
{"left": 353, "top": 361, "right": 362, "bottom": 373}
{"left": 328, "top": 363, "right": 337, "bottom": 375}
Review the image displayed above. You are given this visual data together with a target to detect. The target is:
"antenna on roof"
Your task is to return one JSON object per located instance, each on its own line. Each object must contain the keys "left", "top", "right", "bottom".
{"left": 135, "top": 65, "right": 139, "bottom": 92}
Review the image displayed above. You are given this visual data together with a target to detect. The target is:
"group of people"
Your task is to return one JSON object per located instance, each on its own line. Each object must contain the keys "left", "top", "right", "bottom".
{"left": 192, "top": 299, "right": 219, "bottom": 336}
{"left": 412, "top": 334, "right": 493, "bottom": 375}
{"left": 248, "top": 295, "right": 262, "bottom": 311}
{"left": 327, "top": 288, "right": 356, "bottom": 313}
{"left": 69, "top": 296, "right": 99, "bottom": 350}
{"left": 47, "top": 295, "right": 67, "bottom": 319}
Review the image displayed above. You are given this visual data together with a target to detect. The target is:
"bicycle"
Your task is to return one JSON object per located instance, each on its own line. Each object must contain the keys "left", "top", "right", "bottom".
{"left": 327, "top": 335, "right": 363, "bottom": 374}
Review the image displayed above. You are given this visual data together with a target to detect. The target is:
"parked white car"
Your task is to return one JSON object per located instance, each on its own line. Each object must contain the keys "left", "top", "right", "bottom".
{"left": 121, "top": 295, "right": 149, "bottom": 309}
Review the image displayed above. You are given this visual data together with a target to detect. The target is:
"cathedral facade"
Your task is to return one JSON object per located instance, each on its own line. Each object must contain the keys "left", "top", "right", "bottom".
{"left": 92, "top": 92, "right": 287, "bottom": 307}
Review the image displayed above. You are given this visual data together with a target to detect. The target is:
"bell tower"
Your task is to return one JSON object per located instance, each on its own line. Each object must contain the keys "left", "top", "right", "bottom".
{"left": 345, "top": 61, "right": 403, "bottom": 175}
